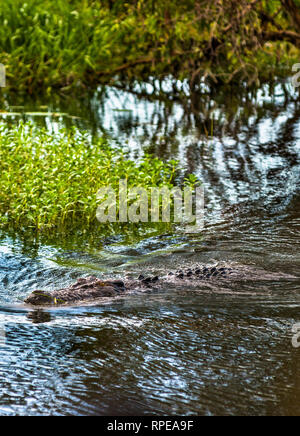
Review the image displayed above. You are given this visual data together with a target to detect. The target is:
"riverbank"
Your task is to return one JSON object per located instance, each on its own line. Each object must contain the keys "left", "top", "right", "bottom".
{"left": 1, "top": 0, "right": 299, "bottom": 93}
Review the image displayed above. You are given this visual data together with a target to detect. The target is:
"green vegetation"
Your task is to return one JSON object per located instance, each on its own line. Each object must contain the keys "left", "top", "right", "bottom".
{"left": 0, "top": 1, "right": 298, "bottom": 240}
{"left": 0, "top": 0, "right": 299, "bottom": 93}
{"left": 0, "top": 122, "right": 187, "bottom": 235}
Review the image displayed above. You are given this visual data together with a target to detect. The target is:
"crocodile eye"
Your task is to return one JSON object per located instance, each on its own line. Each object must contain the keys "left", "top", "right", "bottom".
{"left": 112, "top": 280, "right": 125, "bottom": 288}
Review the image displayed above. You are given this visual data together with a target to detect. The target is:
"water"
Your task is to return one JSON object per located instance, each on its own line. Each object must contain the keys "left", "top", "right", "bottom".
{"left": 0, "top": 80, "right": 299, "bottom": 415}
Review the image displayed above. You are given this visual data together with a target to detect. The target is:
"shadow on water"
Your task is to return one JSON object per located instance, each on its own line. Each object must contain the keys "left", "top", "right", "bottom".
{"left": 0, "top": 79, "right": 299, "bottom": 415}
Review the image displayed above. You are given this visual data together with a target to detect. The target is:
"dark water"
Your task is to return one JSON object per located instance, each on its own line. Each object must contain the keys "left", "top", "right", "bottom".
{"left": 0, "top": 80, "right": 299, "bottom": 415}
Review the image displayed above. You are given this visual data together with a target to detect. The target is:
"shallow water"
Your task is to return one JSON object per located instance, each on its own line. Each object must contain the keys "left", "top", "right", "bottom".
{"left": 0, "top": 81, "right": 299, "bottom": 415}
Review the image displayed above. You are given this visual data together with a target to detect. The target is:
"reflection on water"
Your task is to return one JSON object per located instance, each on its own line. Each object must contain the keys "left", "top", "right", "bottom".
{"left": 0, "top": 292, "right": 300, "bottom": 416}
{"left": 0, "top": 80, "right": 299, "bottom": 415}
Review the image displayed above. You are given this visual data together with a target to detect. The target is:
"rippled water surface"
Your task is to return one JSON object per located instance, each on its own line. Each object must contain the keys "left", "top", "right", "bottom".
{"left": 0, "top": 81, "right": 299, "bottom": 415}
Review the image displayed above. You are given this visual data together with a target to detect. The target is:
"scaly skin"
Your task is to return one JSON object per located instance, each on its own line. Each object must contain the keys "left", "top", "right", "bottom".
{"left": 24, "top": 265, "right": 296, "bottom": 306}
{"left": 24, "top": 276, "right": 126, "bottom": 305}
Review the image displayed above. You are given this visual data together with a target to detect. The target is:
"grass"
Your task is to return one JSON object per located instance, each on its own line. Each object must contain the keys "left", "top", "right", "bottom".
{"left": 0, "top": 121, "right": 187, "bottom": 235}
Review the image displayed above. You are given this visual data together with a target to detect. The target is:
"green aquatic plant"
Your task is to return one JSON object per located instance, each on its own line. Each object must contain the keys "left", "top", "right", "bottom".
{"left": 0, "top": 121, "right": 196, "bottom": 236}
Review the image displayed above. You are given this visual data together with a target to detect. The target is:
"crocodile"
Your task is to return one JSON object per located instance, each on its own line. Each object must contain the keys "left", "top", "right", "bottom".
{"left": 24, "top": 264, "right": 295, "bottom": 306}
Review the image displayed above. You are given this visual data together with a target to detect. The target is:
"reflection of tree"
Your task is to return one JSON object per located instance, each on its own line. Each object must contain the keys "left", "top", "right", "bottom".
{"left": 89, "top": 80, "right": 300, "bottom": 215}
{"left": 107, "top": 79, "right": 300, "bottom": 142}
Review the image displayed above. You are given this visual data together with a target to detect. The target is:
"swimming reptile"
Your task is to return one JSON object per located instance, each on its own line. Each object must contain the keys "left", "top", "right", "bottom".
{"left": 24, "top": 264, "right": 294, "bottom": 306}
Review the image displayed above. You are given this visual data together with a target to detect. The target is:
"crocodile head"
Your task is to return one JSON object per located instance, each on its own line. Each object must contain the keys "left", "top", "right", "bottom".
{"left": 24, "top": 290, "right": 61, "bottom": 305}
